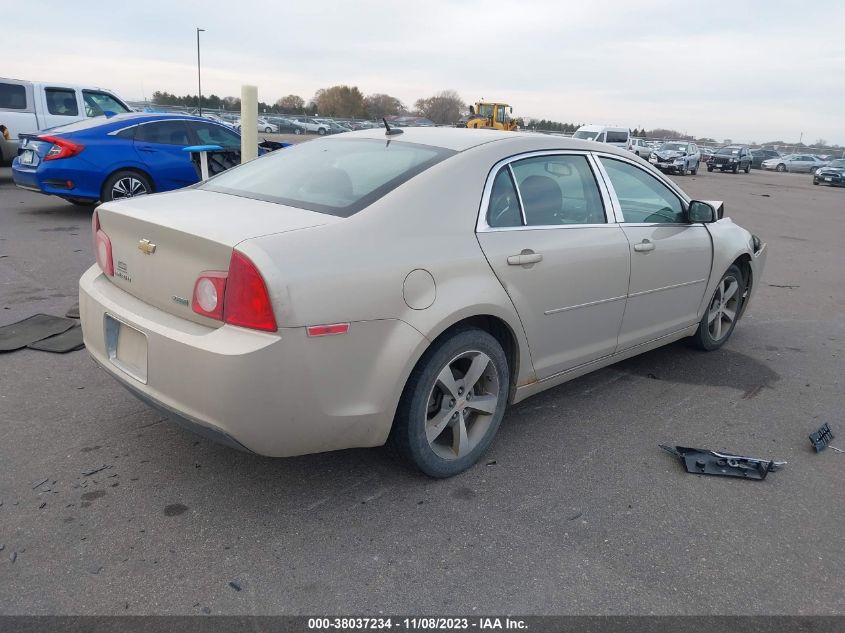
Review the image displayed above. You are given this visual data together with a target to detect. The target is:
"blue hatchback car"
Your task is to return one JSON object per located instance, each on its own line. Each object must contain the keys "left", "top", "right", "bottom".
{"left": 12, "top": 113, "right": 243, "bottom": 204}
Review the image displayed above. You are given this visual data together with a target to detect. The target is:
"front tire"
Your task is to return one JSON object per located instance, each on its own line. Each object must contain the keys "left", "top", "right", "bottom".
{"left": 318, "top": 128, "right": 327, "bottom": 136}
{"left": 264, "top": 127, "right": 272, "bottom": 133}
{"left": 707, "top": 166, "right": 714, "bottom": 172}
{"left": 294, "top": 128, "right": 302, "bottom": 135}
{"left": 691, "top": 161, "right": 699, "bottom": 175}
{"left": 744, "top": 162, "right": 751, "bottom": 174}
{"left": 389, "top": 328, "right": 510, "bottom": 478}
{"left": 776, "top": 163, "right": 786, "bottom": 172}
{"left": 101, "top": 170, "right": 152, "bottom": 202}
{"left": 690, "top": 265, "right": 746, "bottom": 351}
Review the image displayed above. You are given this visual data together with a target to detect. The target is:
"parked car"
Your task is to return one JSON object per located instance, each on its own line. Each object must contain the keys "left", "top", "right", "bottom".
{"left": 291, "top": 116, "right": 330, "bottom": 135}
{"left": 12, "top": 112, "right": 242, "bottom": 204}
{"left": 761, "top": 154, "right": 827, "bottom": 173}
{"left": 316, "top": 119, "right": 351, "bottom": 134}
{"left": 233, "top": 117, "right": 278, "bottom": 134}
{"left": 78, "top": 128, "right": 766, "bottom": 477}
{"left": 0, "top": 77, "right": 130, "bottom": 163}
{"left": 750, "top": 149, "right": 780, "bottom": 169}
{"left": 266, "top": 117, "right": 306, "bottom": 134}
{"left": 699, "top": 147, "right": 714, "bottom": 162}
{"left": 813, "top": 158, "right": 845, "bottom": 187}
{"left": 573, "top": 124, "right": 630, "bottom": 148}
{"left": 627, "top": 138, "right": 652, "bottom": 159}
{"left": 648, "top": 141, "right": 701, "bottom": 175}
{"left": 203, "top": 113, "right": 236, "bottom": 128}
{"left": 707, "top": 145, "right": 752, "bottom": 174}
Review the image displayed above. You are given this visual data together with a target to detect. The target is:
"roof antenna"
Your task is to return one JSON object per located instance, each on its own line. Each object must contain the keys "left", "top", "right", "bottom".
{"left": 383, "top": 117, "right": 403, "bottom": 136}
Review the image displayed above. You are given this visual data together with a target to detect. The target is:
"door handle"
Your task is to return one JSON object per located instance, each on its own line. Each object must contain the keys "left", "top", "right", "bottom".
{"left": 633, "top": 239, "right": 655, "bottom": 253}
{"left": 507, "top": 250, "right": 543, "bottom": 266}
{"left": 136, "top": 145, "right": 157, "bottom": 153}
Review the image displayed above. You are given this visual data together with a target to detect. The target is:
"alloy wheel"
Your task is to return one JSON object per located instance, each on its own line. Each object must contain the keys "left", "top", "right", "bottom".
{"left": 707, "top": 275, "right": 740, "bottom": 342}
{"left": 111, "top": 177, "right": 148, "bottom": 199}
{"left": 424, "top": 350, "right": 500, "bottom": 460}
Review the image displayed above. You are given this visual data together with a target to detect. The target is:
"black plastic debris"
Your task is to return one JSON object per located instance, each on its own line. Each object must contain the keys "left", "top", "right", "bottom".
{"left": 0, "top": 314, "right": 76, "bottom": 352}
{"left": 65, "top": 303, "right": 80, "bottom": 319}
{"left": 27, "top": 325, "right": 84, "bottom": 353}
{"left": 81, "top": 465, "right": 110, "bottom": 477}
{"left": 31, "top": 478, "right": 49, "bottom": 490}
{"left": 229, "top": 581, "right": 242, "bottom": 592}
{"left": 660, "top": 445, "right": 786, "bottom": 480}
{"left": 809, "top": 423, "right": 834, "bottom": 452}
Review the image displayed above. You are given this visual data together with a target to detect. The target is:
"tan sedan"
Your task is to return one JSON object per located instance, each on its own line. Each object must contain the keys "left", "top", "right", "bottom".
{"left": 80, "top": 128, "right": 767, "bottom": 477}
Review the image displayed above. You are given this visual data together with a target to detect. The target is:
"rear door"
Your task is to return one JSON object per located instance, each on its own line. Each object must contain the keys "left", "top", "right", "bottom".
{"left": 597, "top": 155, "right": 712, "bottom": 350}
{"left": 476, "top": 152, "right": 630, "bottom": 379}
{"left": 40, "top": 86, "right": 83, "bottom": 130}
{"left": 133, "top": 120, "right": 198, "bottom": 190}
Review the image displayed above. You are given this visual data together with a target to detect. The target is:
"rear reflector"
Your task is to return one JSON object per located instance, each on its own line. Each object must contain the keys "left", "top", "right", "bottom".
{"left": 306, "top": 323, "right": 350, "bottom": 337}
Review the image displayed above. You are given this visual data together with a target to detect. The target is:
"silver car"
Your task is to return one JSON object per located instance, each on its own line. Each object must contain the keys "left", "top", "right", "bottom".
{"left": 761, "top": 154, "right": 827, "bottom": 173}
{"left": 79, "top": 129, "right": 767, "bottom": 477}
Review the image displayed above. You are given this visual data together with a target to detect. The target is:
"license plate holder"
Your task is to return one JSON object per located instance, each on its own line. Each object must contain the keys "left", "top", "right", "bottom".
{"left": 825, "top": 177, "right": 832, "bottom": 182}
{"left": 20, "top": 149, "right": 36, "bottom": 166}
{"left": 104, "top": 314, "right": 148, "bottom": 383}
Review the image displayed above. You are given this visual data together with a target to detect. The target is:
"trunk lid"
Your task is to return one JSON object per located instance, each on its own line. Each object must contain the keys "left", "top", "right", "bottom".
{"left": 97, "top": 188, "right": 338, "bottom": 326}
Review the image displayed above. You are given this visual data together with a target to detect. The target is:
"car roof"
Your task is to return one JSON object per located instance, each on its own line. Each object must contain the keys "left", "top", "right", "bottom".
{"left": 338, "top": 126, "right": 635, "bottom": 155}
{"left": 47, "top": 112, "right": 224, "bottom": 135}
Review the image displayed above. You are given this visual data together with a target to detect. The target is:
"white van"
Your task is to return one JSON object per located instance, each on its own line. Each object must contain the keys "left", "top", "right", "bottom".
{"left": 0, "top": 78, "right": 131, "bottom": 163}
{"left": 572, "top": 124, "right": 630, "bottom": 148}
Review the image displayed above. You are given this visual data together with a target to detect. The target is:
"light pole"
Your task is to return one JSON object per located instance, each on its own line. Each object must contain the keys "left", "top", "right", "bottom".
{"left": 196, "top": 28, "right": 205, "bottom": 116}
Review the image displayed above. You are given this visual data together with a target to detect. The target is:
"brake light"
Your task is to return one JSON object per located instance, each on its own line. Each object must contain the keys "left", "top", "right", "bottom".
{"left": 92, "top": 210, "right": 114, "bottom": 276}
{"left": 224, "top": 251, "right": 277, "bottom": 331}
{"left": 191, "top": 251, "right": 277, "bottom": 332}
{"left": 39, "top": 135, "right": 84, "bottom": 161}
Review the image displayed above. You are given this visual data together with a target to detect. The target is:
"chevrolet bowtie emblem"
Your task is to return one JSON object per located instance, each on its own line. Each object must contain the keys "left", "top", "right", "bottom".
{"left": 138, "top": 239, "right": 156, "bottom": 255}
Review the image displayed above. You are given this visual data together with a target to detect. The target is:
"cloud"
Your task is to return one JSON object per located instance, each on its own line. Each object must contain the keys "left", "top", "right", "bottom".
{"left": 5, "top": 0, "right": 845, "bottom": 144}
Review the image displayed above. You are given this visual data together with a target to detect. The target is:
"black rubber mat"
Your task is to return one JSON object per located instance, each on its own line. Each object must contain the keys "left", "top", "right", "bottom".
{"left": 28, "top": 324, "right": 84, "bottom": 353}
{"left": 0, "top": 314, "right": 76, "bottom": 352}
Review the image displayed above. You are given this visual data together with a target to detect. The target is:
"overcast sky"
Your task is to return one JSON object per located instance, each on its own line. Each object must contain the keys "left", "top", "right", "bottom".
{"left": 7, "top": 1, "right": 845, "bottom": 145}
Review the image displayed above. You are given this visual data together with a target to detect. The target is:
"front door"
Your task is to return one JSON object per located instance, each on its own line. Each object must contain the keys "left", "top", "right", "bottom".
{"left": 476, "top": 153, "right": 630, "bottom": 379}
{"left": 132, "top": 120, "right": 198, "bottom": 191}
{"left": 598, "top": 156, "right": 712, "bottom": 350}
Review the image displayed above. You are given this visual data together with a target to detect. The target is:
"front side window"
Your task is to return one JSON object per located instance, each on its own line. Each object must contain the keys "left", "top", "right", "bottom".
{"left": 45, "top": 88, "right": 78, "bottom": 116}
{"left": 0, "top": 83, "right": 27, "bottom": 109}
{"left": 573, "top": 130, "right": 599, "bottom": 141}
{"left": 82, "top": 91, "right": 129, "bottom": 117}
{"left": 600, "top": 157, "right": 685, "bottom": 224}
{"left": 508, "top": 155, "right": 606, "bottom": 226}
{"left": 134, "top": 120, "right": 191, "bottom": 145}
{"left": 203, "top": 138, "right": 455, "bottom": 217}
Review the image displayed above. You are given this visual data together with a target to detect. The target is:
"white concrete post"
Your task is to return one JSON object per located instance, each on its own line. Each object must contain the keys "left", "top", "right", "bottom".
{"left": 240, "top": 85, "right": 258, "bottom": 162}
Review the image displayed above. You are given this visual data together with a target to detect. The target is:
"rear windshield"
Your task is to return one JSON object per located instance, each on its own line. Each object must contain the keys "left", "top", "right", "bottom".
{"left": 605, "top": 131, "right": 628, "bottom": 143}
{"left": 202, "top": 138, "right": 456, "bottom": 217}
{"left": 573, "top": 130, "right": 599, "bottom": 141}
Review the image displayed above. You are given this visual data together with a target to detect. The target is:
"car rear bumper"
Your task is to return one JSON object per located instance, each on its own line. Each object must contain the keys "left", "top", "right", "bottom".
{"left": 79, "top": 266, "right": 426, "bottom": 457}
{"left": 708, "top": 161, "right": 740, "bottom": 170}
{"left": 12, "top": 158, "right": 101, "bottom": 201}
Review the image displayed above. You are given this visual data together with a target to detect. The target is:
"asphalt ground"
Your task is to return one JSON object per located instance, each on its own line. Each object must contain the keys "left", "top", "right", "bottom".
{"left": 0, "top": 160, "right": 843, "bottom": 616}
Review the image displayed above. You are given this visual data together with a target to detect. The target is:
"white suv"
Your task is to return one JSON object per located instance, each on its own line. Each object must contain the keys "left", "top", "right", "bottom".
{"left": 628, "top": 138, "right": 652, "bottom": 159}
{"left": 291, "top": 117, "right": 330, "bottom": 135}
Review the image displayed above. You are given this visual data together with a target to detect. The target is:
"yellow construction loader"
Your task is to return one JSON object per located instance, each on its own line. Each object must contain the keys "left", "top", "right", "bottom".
{"left": 456, "top": 101, "right": 517, "bottom": 131}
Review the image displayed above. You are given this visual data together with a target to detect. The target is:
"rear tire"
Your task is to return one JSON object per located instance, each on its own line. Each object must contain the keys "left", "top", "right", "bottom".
{"left": 707, "top": 166, "right": 713, "bottom": 172}
{"left": 264, "top": 127, "right": 272, "bottom": 133}
{"left": 691, "top": 161, "right": 699, "bottom": 175}
{"left": 294, "top": 128, "right": 302, "bottom": 135}
{"left": 389, "top": 327, "right": 510, "bottom": 478}
{"left": 690, "top": 265, "right": 745, "bottom": 351}
{"left": 101, "top": 170, "right": 152, "bottom": 202}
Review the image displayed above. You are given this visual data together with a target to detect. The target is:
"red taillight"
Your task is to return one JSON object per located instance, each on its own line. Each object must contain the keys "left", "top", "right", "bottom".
{"left": 191, "top": 272, "right": 227, "bottom": 320}
{"left": 191, "top": 251, "right": 277, "bottom": 332}
{"left": 92, "top": 210, "right": 114, "bottom": 276}
{"left": 39, "top": 135, "right": 84, "bottom": 161}
{"left": 224, "top": 251, "right": 277, "bottom": 332}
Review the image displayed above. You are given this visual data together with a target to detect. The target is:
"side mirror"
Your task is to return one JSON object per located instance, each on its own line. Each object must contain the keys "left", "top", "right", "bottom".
{"left": 688, "top": 200, "right": 718, "bottom": 223}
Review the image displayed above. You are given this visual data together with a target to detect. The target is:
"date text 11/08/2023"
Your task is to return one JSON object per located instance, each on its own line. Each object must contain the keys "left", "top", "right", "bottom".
{"left": 307, "top": 617, "right": 528, "bottom": 630}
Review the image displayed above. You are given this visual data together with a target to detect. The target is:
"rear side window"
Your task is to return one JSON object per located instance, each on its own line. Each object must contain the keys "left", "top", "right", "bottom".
{"left": 487, "top": 168, "right": 522, "bottom": 228}
{"left": 510, "top": 155, "right": 606, "bottom": 226}
{"left": 203, "top": 138, "right": 455, "bottom": 217}
{"left": 605, "top": 131, "right": 628, "bottom": 143}
{"left": 0, "top": 83, "right": 27, "bottom": 109}
{"left": 135, "top": 121, "right": 191, "bottom": 145}
{"left": 45, "top": 88, "right": 78, "bottom": 116}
